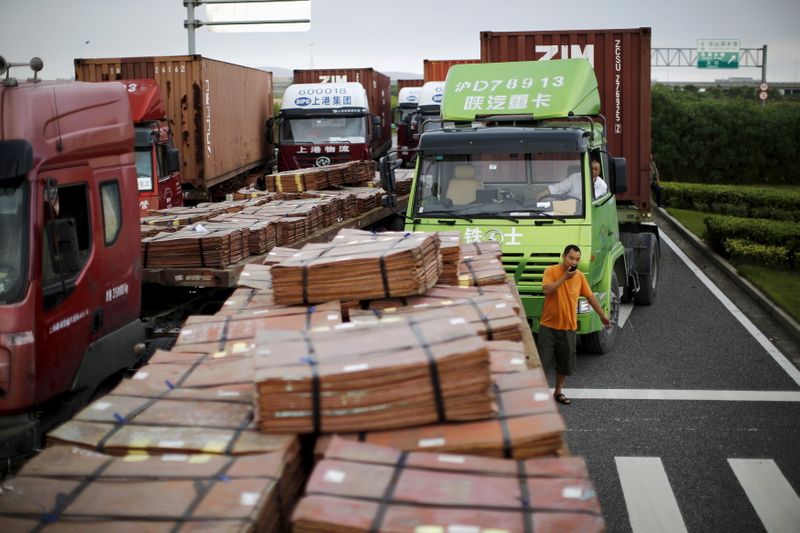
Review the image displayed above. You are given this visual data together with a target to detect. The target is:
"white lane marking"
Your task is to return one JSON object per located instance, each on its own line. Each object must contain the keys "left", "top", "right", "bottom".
{"left": 661, "top": 232, "right": 800, "bottom": 387}
{"left": 616, "top": 457, "right": 687, "bottom": 533}
{"left": 561, "top": 388, "right": 800, "bottom": 402}
{"left": 729, "top": 459, "right": 800, "bottom": 533}
{"left": 619, "top": 303, "right": 634, "bottom": 327}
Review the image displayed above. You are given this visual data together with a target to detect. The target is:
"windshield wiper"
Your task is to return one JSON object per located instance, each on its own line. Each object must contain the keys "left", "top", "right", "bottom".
{"left": 531, "top": 210, "right": 567, "bottom": 223}
{"left": 459, "top": 209, "right": 520, "bottom": 224}
{"left": 416, "top": 210, "right": 474, "bottom": 223}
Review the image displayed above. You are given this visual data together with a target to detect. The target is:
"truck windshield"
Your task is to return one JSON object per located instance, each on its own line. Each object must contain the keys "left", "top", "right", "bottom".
{"left": 135, "top": 148, "right": 154, "bottom": 191}
{"left": 281, "top": 116, "right": 366, "bottom": 144}
{"left": 0, "top": 180, "right": 29, "bottom": 304}
{"left": 413, "top": 152, "right": 585, "bottom": 218}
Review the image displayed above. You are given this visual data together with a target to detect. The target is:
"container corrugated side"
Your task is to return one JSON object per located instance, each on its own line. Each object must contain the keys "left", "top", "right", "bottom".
{"left": 423, "top": 59, "right": 480, "bottom": 82}
{"left": 75, "top": 55, "right": 273, "bottom": 192}
{"left": 479, "top": 28, "right": 651, "bottom": 210}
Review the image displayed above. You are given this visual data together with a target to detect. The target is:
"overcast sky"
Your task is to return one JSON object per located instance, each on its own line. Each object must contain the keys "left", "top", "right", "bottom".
{"left": 2, "top": 0, "right": 799, "bottom": 82}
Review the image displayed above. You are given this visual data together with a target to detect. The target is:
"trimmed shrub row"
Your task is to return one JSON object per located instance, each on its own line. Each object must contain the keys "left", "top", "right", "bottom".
{"left": 652, "top": 84, "right": 800, "bottom": 185}
{"left": 705, "top": 214, "right": 800, "bottom": 271}
{"left": 663, "top": 182, "right": 800, "bottom": 221}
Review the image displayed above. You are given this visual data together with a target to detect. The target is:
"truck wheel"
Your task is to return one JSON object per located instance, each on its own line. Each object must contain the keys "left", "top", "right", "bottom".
{"left": 582, "top": 272, "right": 621, "bottom": 354}
{"left": 634, "top": 235, "right": 659, "bottom": 305}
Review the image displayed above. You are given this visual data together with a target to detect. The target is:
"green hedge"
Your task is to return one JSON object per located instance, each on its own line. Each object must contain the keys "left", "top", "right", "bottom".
{"left": 662, "top": 182, "right": 800, "bottom": 221}
{"left": 723, "top": 238, "right": 795, "bottom": 270}
{"left": 652, "top": 85, "right": 800, "bottom": 185}
{"left": 704, "top": 214, "right": 800, "bottom": 270}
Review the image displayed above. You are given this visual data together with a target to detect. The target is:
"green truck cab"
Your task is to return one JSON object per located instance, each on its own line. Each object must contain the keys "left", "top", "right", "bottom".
{"left": 381, "top": 59, "right": 659, "bottom": 353}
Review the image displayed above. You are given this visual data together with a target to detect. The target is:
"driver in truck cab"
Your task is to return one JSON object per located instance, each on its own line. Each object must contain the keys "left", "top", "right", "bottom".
{"left": 538, "top": 158, "right": 607, "bottom": 201}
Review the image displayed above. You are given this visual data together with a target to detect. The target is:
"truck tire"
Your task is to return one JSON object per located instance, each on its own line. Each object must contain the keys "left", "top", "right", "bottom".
{"left": 634, "top": 234, "right": 659, "bottom": 305}
{"left": 582, "top": 272, "right": 621, "bottom": 354}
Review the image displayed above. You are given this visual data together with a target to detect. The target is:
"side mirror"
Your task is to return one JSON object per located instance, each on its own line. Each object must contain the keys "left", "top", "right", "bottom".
{"left": 45, "top": 218, "right": 81, "bottom": 276}
{"left": 610, "top": 157, "right": 628, "bottom": 194}
{"left": 167, "top": 148, "right": 181, "bottom": 174}
{"left": 265, "top": 117, "right": 276, "bottom": 145}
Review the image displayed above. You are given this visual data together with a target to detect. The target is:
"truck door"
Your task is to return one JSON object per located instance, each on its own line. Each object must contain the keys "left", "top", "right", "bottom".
{"left": 37, "top": 166, "right": 97, "bottom": 402}
{"left": 591, "top": 151, "right": 616, "bottom": 283}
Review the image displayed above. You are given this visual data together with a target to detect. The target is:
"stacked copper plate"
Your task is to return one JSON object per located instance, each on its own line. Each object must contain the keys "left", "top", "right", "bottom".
{"left": 456, "top": 255, "right": 509, "bottom": 286}
{"left": 305, "top": 189, "right": 358, "bottom": 219}
{"left": 271, "top": 230, "right": 442, "bottom": 305}
{"left": 252, "top": 315, "right": 493, "bottom": 434}
{"left": 220, "top": 288, "right": 277, "bottom": 313}
{"left": 321, "top": 368, "right": 564, "bottom": 459}
{"left": 0, "top": 443, "right": 302, "bottom": 533}
{"left": 341, "top": 160, "right": 376, "bottom": 186}
{"left": 141, "top": 224, "right": 249, "bottom": 268}
{"left": 292, "top": 437, "right": 603, "bottom": 533}
{"left": 461, "top": 239, "right": 503, "bottom": 260}
{"left": 339, "top": 186, "right": 383, "bottom": 213}
{"left": 350, "top": 300, "right": 524, "bottom": 342}
{"left": 393, "top": 168, "right": 415, "bottom": 195}
{"left": 236, "top": 263, "right": 273, "bottom": 291}
{"left": 171, "top": 301, "right": 343, "bottom": 354}
{"left": 266, "top": 167, "right": 331, "bottom": 192}
{"left": 208, "top": 214, "right": 281, "bottom": 254}
{"left": 263, "top": 246, "right": 302, "bottom": 266}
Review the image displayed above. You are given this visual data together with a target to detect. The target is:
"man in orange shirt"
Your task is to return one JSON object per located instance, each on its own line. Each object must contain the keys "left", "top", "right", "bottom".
{"left": 538, "top": 244, "right": 610, "bottom": 405}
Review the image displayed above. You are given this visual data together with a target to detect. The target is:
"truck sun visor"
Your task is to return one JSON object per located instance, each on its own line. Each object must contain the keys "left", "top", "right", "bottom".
{"left": 0, "top": 139, "right": 33, "bottom": 181}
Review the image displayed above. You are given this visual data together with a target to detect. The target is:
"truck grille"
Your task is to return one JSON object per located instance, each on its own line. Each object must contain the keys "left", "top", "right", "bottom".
{"left": 502, "top": 252, "right": 561, "bottom": 296}
{"left": 295, "top": 153, "right": 353, "bottom": 167}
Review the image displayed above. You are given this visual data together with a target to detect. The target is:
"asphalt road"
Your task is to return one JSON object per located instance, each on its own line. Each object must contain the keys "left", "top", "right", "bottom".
{"left": 556, "top": 218, "right": 800, "bottom": 533}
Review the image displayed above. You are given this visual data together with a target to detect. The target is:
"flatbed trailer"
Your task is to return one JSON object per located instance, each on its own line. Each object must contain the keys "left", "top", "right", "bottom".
{"left": 140, "top": 196, "right": 409, "bottom": 288}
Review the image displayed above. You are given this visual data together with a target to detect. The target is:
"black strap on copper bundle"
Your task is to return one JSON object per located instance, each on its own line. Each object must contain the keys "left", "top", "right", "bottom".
{"left": 198, "top": 237, "right": 206, "bottom": 267}
{"left": 493, "top": 383, "right": 513, "bottom": 459}
{"left": 33, "top": 456, "right": 115, "bottom": 530}
{"left": 407, "top": 317, "right": 446, "bottom": 422}
{"left": 369, "top": 451, "right": 409, "bottom": 533}
{"left": 300, "top": 331, "right": 322, "bottom": 434}
{"left": 171, "top": 456, "right": 238, "bottom": 533}
{"left": 463, "top": 257, "right": 479, "bottom": 286}
{"left": 218, "top": 315, "right": 233, "bottom": 351}
{"left": 517, "top": 459, "right": 534, "bottom": 533}
{"left": 467, "top": 299, "right": 494, "bottom": 340}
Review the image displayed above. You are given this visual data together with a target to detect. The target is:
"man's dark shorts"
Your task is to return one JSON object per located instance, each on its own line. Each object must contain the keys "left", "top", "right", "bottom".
{"left": 536, "top": 325, "right": 577, "bottom": 375}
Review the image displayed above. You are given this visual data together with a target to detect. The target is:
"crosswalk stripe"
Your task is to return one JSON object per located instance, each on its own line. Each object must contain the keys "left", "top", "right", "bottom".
{"left": 729, "top": 459, "right": 800, "bottom": 533}
{"left": 616, "top": 456, "right": 687, "bottom": 533}
{"left": 561, "top": 388, "right": 800, "bottom": 402}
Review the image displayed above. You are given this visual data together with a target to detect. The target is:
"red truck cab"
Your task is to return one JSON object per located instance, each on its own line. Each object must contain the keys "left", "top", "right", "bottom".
{"left": 395, "top": 86, "right": 421, "bottom": 167}
{"left": 277, "top": 82, "right": 381, "bottom": 171}
{"left": 121, "top": 80, "right": 182, "bottom": 216}
{"left": 0, "top": 59, "right": 144, "bottom": 461}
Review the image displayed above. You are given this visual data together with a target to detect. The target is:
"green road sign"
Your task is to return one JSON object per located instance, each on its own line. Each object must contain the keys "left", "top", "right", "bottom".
{"left": 697, "top": 39, "right": 740, "bottom": 69}
{"left": 698, "top": 51, "right": 739, "bottom": 69}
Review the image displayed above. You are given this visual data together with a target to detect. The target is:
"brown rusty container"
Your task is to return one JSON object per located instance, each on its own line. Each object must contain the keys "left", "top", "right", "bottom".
{"left": 292, "top": 68, "right": 392, "bottom": 158}
{"left": 75, "top": 55, "right": 274, "bottom": 196}
{"left": 480, "top": 28, "right": 651, "bottom": 210}
{"left": 396, "top": 79, "right": 424, "bottom": 91}
{"left": 423, "top": 59, "right": 480, "bottom": 82}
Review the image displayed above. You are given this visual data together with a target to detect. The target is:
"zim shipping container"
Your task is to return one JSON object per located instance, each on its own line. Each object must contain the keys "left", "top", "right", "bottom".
{"left": 293, "top": 68, "right": 392, "bottom": 158}
{"left": 423, "top": 59, "right": 480, "bottom": 82}
{"left": 480, "top": 28, "right": 651, "bottom": 211}
{"left": 75, "top": 55, "right": 274, "bottom": 199}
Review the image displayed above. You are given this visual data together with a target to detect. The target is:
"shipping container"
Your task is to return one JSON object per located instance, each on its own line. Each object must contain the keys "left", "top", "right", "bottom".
{"left": 480, "top": 28, "right": 651, "bottom": 210}
{"left": 293, "top": 68, "right": 392, "bottom": 158}
{"left": 397, "top": 79, "right": 424, "bottom": 92}
{"left": 423, "top": 59, "right": 480, "bottom": 82}
{"left": 75, "top": 55, "right": 274, "bottom": 198}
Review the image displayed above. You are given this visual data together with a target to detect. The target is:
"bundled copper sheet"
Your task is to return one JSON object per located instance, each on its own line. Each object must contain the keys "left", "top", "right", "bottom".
{"left": 489, "top": 340, "right": 534, "bottom": 372}
{"left": 172, "top": 302, "right": 342, "bottom": 353}
{"left": 215, "top": 288, "right": 277, "bottom": 314}
{"left": 141, "top": 224, "right": 249, "bottom": 268}
{"left": 460, "top": 240, "right": 503, "bottom": 260}
{"left": 322, "top": 369, "right": 562, "bottom": 459}
{"left": 0, "top": 444, "right": 302, "bottom": 532}
{"left": 304, "top": 189, "right": 358, "bottom": 220}
{"left": 350, "top": 300, "right": 524, "bottom": 342}
{"left": 393, "top": 168, "right": 415, "bottom": 195}
{"left": 292, "top": 437, "right": 602, "bottom": 533}
{"left": 253, "top": 315, "right": 493, "bottom": 434}
{"left": 233, "top": 186, "right": 282, "bottom": 201}
{"left": 271, "top": 230, "right": 442, "bottom": 305}
{"left": 236, "top": 263, "right": 273, "bottom": 291}
{"left": 454, "top": 255, "right": 509, "bottom": 287}
{"left": 339, "top": 187, "right": 383, "bottom": 213}
{"left": 206, "top": 215, "right": 280, "bottom": 255}
{"left": 262, "top": 246, "right": 300, "bottom": 266}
